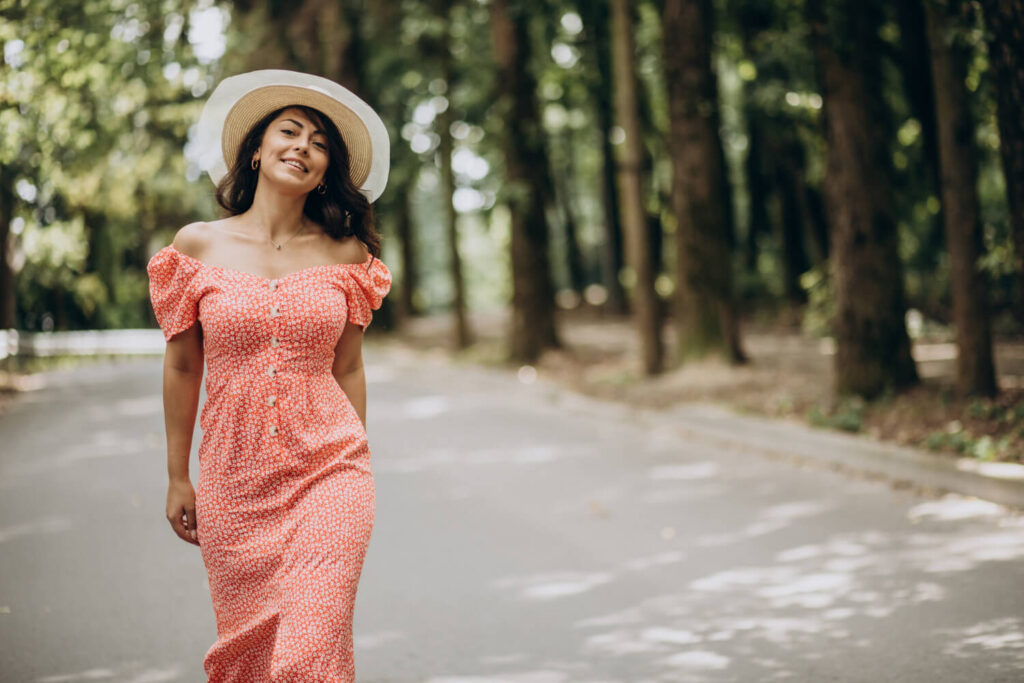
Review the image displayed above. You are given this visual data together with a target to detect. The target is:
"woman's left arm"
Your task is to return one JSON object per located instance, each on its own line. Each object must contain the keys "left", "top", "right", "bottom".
{"left": 332, "top": 322, "right": 367, "bottom": 427}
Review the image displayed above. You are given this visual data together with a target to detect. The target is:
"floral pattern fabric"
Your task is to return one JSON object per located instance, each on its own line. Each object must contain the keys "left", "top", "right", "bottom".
{"left": 147, "top": 243, "right": 391, "bottom": 682}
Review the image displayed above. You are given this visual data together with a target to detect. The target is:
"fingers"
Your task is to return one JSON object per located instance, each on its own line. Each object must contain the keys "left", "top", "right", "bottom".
{"left": 185, "top": 506, "right": 198, "bottom": 544}
{"left": 167, "top": 506, "right": 200, "bottom": 546}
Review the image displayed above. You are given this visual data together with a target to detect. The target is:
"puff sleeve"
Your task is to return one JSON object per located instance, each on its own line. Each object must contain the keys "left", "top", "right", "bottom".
{"left": 341, "top": 255, "right": 392, "bottom": 331}
{"left": 146, "top": 246, "right": 203, "bottom": 341}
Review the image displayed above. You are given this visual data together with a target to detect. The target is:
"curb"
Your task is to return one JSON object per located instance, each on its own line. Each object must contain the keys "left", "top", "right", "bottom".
{"left": 639, "top": 402, "right": 1024, "bottom": 511}
{"left": 376, "top": 343, "right": 1024, "bottom": 511}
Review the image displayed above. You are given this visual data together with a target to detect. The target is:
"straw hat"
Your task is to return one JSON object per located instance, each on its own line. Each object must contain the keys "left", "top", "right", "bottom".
{"left": 193, "top": 69, "right": 390, "bottom": 203}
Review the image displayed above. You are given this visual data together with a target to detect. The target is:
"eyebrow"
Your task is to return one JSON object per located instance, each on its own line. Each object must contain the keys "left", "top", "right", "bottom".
{"left": 283, "top": 118, "right": 324, "bottom": 135}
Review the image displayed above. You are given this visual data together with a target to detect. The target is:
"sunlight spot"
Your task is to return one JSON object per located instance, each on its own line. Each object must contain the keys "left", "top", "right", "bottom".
{"left": 492, "top": 571, "right": 613, "bottom": 601}
{"left": 907, "top": 496, "right": 1007, "bottom": 521}
{"left": 427, "top": 673, "right": 569, "bottom": 683}
{"left": 649, "top": 462, "right": 719, "bottom": 480}
{"left": 583, "top": 629, "right": 662, "bottom": 655}
{"left": 660, "top": 650, "right": 730, "bottom": 670}
{"left": 399, "top": 395, "right": 451, "bottom": 419}
{"left": 354, "top": 629, "right": 405, "bottom": 650}
{"left": 517, "top": 365, "right": 537, "bottom": 384}
{"left": 622, "top": 550, "right": 685, "bottom": 571}
{"left": 0, "top": 516, "right": 72, "bottom": 543}
{"left": 38, "top": 669, "right": 116, "bottom": 682}
{"left": 641, "top": 627, "right": 701, "bottom": 645}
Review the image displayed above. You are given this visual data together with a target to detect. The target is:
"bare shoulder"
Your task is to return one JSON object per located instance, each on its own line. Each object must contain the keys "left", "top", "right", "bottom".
{"left": 171, "top": 221, "right": 214, "bottom": 260}
{"left": 330, "top": 235, "right": 371, "bottom": 265}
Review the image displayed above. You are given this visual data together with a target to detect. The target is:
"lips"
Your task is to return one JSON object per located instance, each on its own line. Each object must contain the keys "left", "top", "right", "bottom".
{"left": 282, "top": 158, "right": 308, "bottom": 172}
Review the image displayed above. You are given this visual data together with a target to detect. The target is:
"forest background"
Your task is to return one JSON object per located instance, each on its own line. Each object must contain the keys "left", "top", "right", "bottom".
{"left": 2, "top": 0, "right": 1023, "bottom": 459}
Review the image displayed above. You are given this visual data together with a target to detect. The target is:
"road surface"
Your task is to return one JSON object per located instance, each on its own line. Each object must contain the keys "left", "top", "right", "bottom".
{"left": 2, "top": 347, "right": 1023, "bottom": 682}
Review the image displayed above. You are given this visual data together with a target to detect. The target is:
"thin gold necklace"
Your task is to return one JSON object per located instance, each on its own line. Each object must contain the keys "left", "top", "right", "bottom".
{"left": 268, "top": 222, "right": 307, "bottom": 251}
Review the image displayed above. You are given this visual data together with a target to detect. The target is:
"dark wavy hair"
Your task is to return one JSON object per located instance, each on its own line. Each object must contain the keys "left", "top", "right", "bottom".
{"left": 214, "top": 104, "right": 381, "bottom": 258}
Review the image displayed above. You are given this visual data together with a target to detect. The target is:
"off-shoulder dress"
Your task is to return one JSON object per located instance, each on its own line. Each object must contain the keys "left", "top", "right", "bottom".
{"left": 146, "top": 243, "right": 391, "bottom": 682}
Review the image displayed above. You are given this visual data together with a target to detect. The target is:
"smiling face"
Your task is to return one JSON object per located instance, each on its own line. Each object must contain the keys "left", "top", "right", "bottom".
{"left": 252, "top": 107, "right": 330, "bottom": 196}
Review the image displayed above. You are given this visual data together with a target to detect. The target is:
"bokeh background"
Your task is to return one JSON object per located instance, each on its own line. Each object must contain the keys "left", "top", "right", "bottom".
{"left": 2, "top": 0, "right": 1023, "bottom": 458}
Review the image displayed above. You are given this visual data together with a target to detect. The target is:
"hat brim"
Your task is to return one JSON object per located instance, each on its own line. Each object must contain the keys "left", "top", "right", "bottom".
{"left": 193, "top": 70, "right": 390, "bottom": 204}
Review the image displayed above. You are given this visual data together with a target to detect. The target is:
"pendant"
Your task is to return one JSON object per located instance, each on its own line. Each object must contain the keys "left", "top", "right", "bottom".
{"left": 275, "top": 244, "right": 281, "bottom": 250}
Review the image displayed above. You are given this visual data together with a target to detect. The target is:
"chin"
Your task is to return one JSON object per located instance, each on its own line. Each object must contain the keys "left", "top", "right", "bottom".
{"left": 265, "top": 172, "right": 315, "bottom": 195}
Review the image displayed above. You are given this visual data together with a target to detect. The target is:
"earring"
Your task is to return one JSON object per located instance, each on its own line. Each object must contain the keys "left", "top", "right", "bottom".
{"left": 251, "top": 158, "right": 260, "bottom": 170}
{"left": 316, "top": 182, "right": 326, "bottom": 195}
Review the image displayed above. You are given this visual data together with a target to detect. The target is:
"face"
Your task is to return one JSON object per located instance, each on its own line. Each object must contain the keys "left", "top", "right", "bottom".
{"left": 252, "top": 107, "right": 330, "bottom": 195}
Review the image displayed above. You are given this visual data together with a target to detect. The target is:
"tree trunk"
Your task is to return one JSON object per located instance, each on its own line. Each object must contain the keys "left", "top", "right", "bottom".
{"left": 775, "top": 144, "right": 812, "bottom": 304}
{"left": 491, "top": 0, "right": 560, "bottom": 362}
{"left": 743, "top": 116, "right": 770, "bottom": 273}
{"left": 663, "top": 0, "right": 745, "bottom": 365}
{"left": 978, "top": 0, "right": 1024, "bottom": 325}
{"left": 896, "top": 0, "right": 946, "bottom": 276}
{"left": 808, "top": 0, "right": 919, "bottom": 399}
{"left": 925, "top": 0, "right": 998, "bottom": 397}
{"left": 434, "top": 0, "right": 473, "bottom": 350}
{"left": 396, "top": 177, "right": 418, "bottom": 319}
{"left": 610, "top": 0, "right": 664, "bottom": 374}
{"left": 552, "top": 132, "right": 587, "bottom": 295}
{"left": 0, "top": 167, "right": 14, "bottom": 329}
{"left": 578, "top": 0, "right": 628, "bottom": 314}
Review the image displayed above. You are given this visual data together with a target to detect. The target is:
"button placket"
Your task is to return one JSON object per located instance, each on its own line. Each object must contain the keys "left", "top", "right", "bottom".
{"left": 267, "top": 277, "right": 280, "bottom": 436}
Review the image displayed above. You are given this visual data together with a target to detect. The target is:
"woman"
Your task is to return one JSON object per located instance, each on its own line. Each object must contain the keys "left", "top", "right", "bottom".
{"left": 146, "top": 70, "right": 391, "bottom": 682}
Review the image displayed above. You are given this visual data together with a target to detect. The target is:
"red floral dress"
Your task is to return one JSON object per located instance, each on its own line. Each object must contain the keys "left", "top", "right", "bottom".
{"left": 147, "top": 243, "right": 391, "bottom": 682}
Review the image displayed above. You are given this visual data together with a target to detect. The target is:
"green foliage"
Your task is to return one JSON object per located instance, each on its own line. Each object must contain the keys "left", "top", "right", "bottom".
{"left": 924, "top": 420, "right": 1019, "bottom": 462}
{"left": 799, "top": 262, "right": 834, "bottom": 337}
{"left": 3, "top": 0, "right": 1019, "bottom": 345}
{"left": 808, "top": 395, "right": 865, "bottom": 433}
{"left": 4, "top": 0, "right": 217, "bottom": 331}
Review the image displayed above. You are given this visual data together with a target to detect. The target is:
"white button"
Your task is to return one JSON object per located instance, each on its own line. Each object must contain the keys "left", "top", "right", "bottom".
{"left": 266, "top": 395, "right": 277, "bottom": 406}
{"left": 269, "top": 305, "right": 280, "bottom": 317}
{"left": 270, "top": 336, "right": 280, "bottom": 347}
{"left": 269, "top": 280, "right": 278, "bottom": 291}
{"left": 269, "top": 425, "right": 279, "bottom": 435}
{"left": 267, "top": 366, "right": 276, "bottom": 377}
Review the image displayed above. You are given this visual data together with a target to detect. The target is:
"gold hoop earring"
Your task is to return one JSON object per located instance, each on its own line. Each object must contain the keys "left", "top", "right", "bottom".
{"left": 316, "top": 182, "right": 326, "bottom": 195}
{"left": 251, "top": 158, "right": 260, "bottom": 170}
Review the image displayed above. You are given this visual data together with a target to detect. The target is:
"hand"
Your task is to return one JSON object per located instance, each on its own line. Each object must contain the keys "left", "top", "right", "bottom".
{"left": 167, "top": 478, "right": 200, "bottom": 546}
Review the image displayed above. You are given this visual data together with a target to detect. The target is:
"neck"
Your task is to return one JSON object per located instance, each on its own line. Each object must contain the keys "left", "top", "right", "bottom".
{"left": 246, "top": 180, "right": 309, "bottom": 243}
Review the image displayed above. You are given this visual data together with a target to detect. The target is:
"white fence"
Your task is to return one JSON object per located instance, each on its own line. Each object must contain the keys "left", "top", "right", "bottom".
{"left": 0, "top": 329, "right": 166, "bottom": 360}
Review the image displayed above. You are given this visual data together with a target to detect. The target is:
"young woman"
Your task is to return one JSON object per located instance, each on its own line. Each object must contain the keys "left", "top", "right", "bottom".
{"left": 146, "top": 70, "right": 391, "bottom": 682}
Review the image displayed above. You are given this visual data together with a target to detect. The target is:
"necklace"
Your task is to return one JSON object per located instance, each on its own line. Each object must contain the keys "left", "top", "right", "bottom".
{"left": 267, "top": 222, "right": 307, "bottom": 251}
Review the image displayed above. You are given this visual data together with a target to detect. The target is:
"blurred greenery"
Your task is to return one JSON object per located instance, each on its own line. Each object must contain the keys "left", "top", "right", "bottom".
{"left": 1, "top": 0, "right": 1019, "bottom": 351}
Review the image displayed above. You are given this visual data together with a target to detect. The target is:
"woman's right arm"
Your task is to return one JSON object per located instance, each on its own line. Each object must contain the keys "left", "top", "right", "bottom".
{"left": 163, "top": 321, "right": 204, "bottom": 546}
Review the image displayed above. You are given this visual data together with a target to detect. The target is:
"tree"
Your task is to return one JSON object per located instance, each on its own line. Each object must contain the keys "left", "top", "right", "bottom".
{"left": 663, "top": 0, "right": 746, "bottom": 365}
{"left": 924, "top": 0, "right": 998, "bottom": 396}
{"left": 578, "top": 0, "right": 629, "bottom": 314}
{"left": 807, "top": 0, "right": 919, "bottom": 398}
{"left": 2, "top": 0, "right": 214, "bottom": 332}
{"left": 424, "top": 0, "right": 472, "bottom": 348}
{"left": 491, "top": 0, "right": 560, "bottom": 362}
{"left": 610, "top": 0, "right": 664, "bottom": 374}
{"left": 977, "top": 0, "right": 1024, "bottom": 325}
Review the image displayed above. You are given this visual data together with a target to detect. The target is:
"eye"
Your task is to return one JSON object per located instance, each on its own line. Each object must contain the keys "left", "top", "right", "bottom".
{"left": 314, "top": 142, "right": 327, "bottom": 150}
{"left": 282, "top": 128, "right": 294, "bottom": 134}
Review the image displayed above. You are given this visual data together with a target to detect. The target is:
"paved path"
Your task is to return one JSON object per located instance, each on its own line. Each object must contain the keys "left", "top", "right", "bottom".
{"left": 2, "top": 347, "right": 1024, "bottom": 682}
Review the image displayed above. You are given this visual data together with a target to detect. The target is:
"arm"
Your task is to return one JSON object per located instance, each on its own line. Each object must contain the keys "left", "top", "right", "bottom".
{"left": 162, "top": 308, "right": 204, "bottom": 546}
{"left": 331, "top": 321, "right": 367, "bottom": 428}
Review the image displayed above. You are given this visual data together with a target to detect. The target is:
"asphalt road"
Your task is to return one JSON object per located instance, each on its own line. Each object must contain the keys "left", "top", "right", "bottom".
{"left": 2, "top": 346, "right": 1024, "bottom": 682}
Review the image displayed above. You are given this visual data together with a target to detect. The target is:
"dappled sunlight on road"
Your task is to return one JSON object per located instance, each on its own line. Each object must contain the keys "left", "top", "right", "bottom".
{"left": 490, "top": 570, "right": 615, "bottom": 600}
{"left": 0, "top": 515, "right": 72, "bottom": 544}
{"left": 425, "top": 672, "right": 572, "bottom": 683}
{"left": 939, "top": 617, "right": 1024, "bottom": 661}
{"left": 37, "top": 666, "right": 182, "bottom": 682}
{"left": 557, "top": 498, "right": 1024, "bottom": 679}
